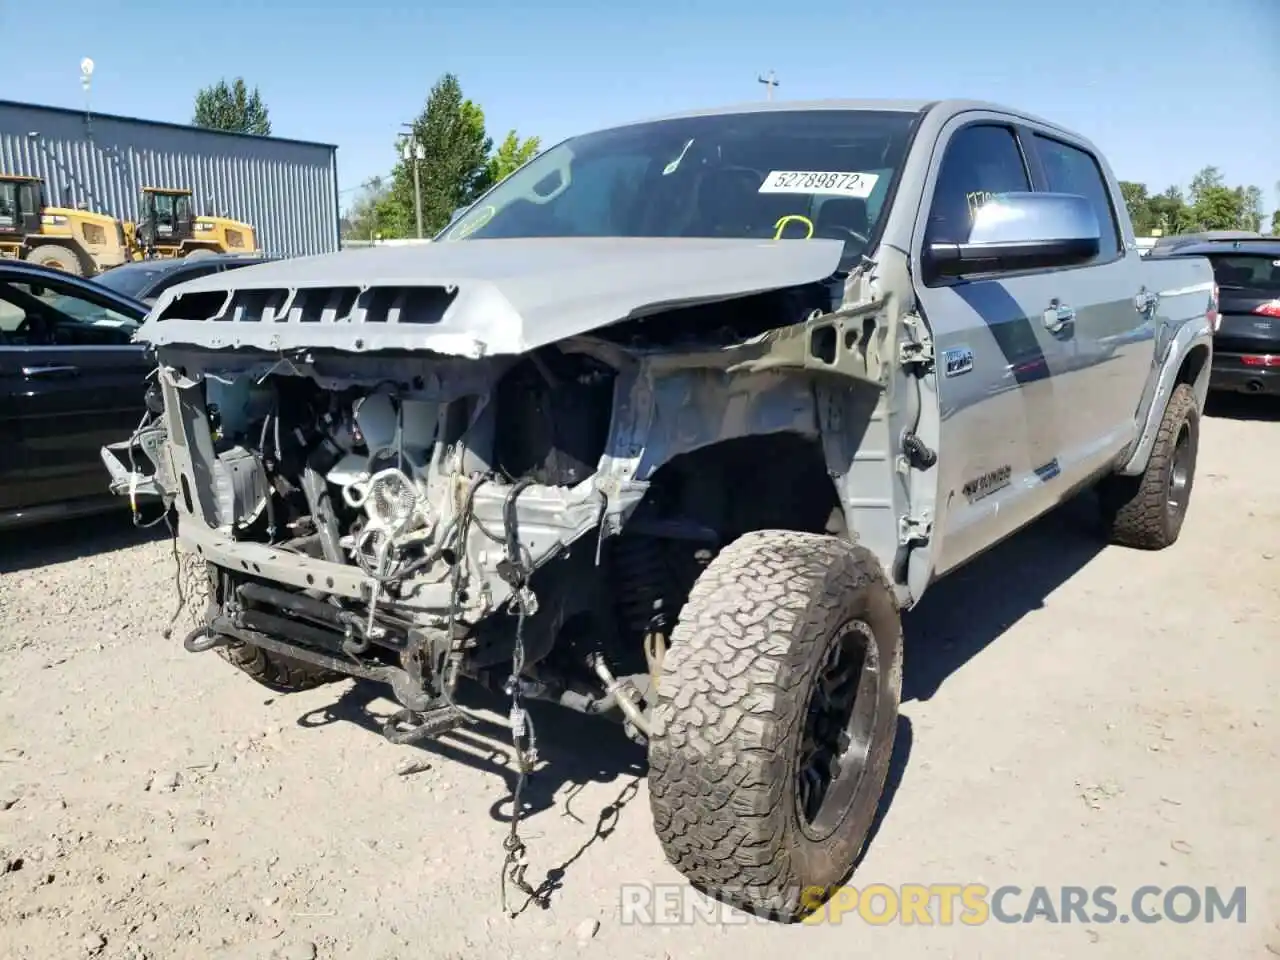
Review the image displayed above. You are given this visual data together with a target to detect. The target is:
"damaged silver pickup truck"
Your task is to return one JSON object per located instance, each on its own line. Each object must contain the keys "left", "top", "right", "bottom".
{"left": 105, "top": 99, "right": 1216, "bottom": 919}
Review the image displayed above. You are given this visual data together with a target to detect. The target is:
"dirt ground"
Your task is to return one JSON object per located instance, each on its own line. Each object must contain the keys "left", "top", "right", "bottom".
{"left": 1, "top": 396, "right": 1276, "bottom": 960}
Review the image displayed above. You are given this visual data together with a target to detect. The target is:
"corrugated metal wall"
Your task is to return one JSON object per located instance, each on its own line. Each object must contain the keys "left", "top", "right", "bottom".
{"left": 0, "top": 100, "right": 339, "bottom": 258}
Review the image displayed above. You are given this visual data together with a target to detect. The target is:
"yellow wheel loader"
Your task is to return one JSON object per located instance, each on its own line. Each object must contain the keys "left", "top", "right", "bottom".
{"left": 125, "top": 187, "right": 259, "bottom": 261}
{"left": 0, "top": 174, "right": 129, "bottom": 276}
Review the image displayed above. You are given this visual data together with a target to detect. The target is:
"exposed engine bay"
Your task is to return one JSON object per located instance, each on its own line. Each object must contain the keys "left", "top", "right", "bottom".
{"left": 141, "top": 273, "right": 878, "bottom": 752}
{"left": 172, "top": 345, "right": 643, "bottom": 739}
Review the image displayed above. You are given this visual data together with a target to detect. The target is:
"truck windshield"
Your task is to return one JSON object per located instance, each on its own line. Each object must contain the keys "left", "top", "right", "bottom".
{"left": 441, "top": 109, "right": 919, "bottom": 261}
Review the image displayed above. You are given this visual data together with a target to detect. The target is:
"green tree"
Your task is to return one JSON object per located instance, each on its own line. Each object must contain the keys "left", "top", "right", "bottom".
{"left": 1119, "top": 180, "right": 1158, "bottom": 235}
{"left": 1187, "top": 166, "right": 1243, "bottom": 230}
{"left": 486, "top": 131, "right": 542, "bottom": 185}
{"left": 1148, "top": 186, "right": 1193, "bottom": 236}
{"left": 1192, "top": 187, "right": 1245, "bottom": 231}
{"left": 1239, "top": 185, "right": 1264, "bottom": 232}
{"left": 193, "top": 78, "right": 272, "bottom": 136}
{"left": 382, "top": 73, "right": 493, "bottom": 237}
{"left": 341, "top": 177, "right": 390, "bottom": 242}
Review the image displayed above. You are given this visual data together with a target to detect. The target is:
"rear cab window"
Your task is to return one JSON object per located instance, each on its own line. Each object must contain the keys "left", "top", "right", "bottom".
{"left": 1031, "top": 134, "right": 1122, "bottom": 262}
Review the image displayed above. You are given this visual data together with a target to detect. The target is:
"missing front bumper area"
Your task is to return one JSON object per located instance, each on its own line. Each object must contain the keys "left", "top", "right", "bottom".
{"left": 188, "top": 604, "right": 480, "bottom": 745}
{"left": 151, "top": 346, "right": 665, "bottom": 751}
{"left": 186, "top": 549, "right": 654, "bottom": 748}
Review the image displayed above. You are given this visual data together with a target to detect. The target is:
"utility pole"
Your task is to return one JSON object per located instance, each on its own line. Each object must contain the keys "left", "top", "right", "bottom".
{"left": 758, "top": 70, "right": 779, "bottom": 101}
{"left": 400, "top": 123, "right": 425, "bottom": 239}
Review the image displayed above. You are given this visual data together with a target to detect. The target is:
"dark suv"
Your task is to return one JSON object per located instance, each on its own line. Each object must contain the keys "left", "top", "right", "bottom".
{"left": 1161, "top": 238, "right": 1280, "bottom": 395}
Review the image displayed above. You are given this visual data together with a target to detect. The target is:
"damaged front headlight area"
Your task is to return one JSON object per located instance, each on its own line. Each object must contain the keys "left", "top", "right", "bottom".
{"left": 148, "top": 340, "right": 652, "bottom": 740}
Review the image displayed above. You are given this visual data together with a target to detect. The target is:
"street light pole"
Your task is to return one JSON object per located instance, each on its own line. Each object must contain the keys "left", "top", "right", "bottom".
{"left": 80, "top": 57, "right": 95, "bottom": 137}
{"left": 757, "top": 70, "right": 779, "bottom": 101}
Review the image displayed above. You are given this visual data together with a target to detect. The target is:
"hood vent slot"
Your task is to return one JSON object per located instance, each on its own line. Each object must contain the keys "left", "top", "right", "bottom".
{"left": 155, "top": 285, "right": 457, "bottom": 326}
{"left": 157, "top": 290, "right": 230, "bottom": 323}
{"left": 358, "top": 286, "right": 456, "bottom": 324}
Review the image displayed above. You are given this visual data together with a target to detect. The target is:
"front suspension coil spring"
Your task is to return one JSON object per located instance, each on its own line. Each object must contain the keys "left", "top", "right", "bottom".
{"left": 609, "top": 535, "right": 673, "bottom": 649}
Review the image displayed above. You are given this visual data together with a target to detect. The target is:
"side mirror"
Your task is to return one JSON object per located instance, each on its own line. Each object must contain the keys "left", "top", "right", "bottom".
{"left": 926, "top": 192, "right": 1101, "bottom": 278}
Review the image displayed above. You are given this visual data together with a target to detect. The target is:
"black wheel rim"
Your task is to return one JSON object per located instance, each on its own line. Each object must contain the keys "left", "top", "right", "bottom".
{"left": 795, "top": 619, "right": 881, "bottom": 841}
{"left": 1167, "top": 422, "right": 1193, "bottom": 519}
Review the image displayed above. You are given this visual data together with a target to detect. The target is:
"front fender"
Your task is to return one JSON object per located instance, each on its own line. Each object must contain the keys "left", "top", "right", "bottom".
{"left": 1118, "top": 315, "right": 1213, "bottom": 476}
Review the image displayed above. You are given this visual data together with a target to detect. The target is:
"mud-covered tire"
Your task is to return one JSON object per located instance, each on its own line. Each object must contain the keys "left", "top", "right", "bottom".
{"left": 217, "top": 641, "right": 339, "bottom": 693}
{"left": 184, "top": 247, "right": 216, "bottom": 259}
{"left": 26, "top": 243, "right": 83, "bottom": 276}
{"left": 647, "top": 530, "right": 903, "bottom": 920}
{"left": 1099, "top": 383, "right": 1199, "bottom": 550}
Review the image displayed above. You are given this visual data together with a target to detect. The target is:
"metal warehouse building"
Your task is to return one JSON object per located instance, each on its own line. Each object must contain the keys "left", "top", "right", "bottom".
{"left": 0, "top": 99, "right": 339, "bottom": 258}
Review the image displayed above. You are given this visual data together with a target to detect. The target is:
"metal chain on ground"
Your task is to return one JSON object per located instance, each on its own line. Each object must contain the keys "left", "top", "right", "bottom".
{"left": 497, "top": 479, "right": 546, "bottom": 916}
{"left": 161, "top": 532, "right": 210, "bottom": 640}
{"left": 499, "top": 588, "right": 545, "bottom": 916}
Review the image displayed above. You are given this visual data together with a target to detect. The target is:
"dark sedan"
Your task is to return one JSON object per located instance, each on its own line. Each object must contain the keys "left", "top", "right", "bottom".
{"left": 0, "top": 259, "right": 153, "bottom": 530}
{"left": 93, "top": 253, "right": 276, "bottom": 305}
{"left": 1159, "top": 238, "right": 1280, "bottom": 396}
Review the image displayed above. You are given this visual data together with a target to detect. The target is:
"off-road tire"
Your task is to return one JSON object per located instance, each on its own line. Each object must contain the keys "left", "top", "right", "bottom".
{"left": 184, "top": 247, "right": 216, "bottom": 259}
{"left": 1099, "top": 382, "right": 1199, "bottom": 550}
{"left": 647, "top": 530, "right": 903, "bottom": 920}
{"left": 26, "top": 243, "right": 83, "bottom": 276}
{"left": 217, "top": 641, "right": 339, "bottom": 693}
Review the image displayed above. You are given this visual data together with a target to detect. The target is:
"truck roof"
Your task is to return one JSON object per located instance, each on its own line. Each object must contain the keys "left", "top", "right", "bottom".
{"left": 625, "top": 98, "right": 1081, "bottom": 138}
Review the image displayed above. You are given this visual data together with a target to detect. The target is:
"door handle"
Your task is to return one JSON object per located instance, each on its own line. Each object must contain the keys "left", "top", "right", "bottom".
{"left": 1134, "top": 290, "right": 1160, "bottom": 313}
{"left": 1043, "top": 300, "right": 1075, "bottom": 334}
{"left": 22, "top": 364, "right": 80, "bottom": 379}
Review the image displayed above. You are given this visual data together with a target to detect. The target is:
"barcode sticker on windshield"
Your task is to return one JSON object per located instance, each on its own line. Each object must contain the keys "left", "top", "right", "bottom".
{"left": 758, "top": 171, "right": 879, "bottom": 198}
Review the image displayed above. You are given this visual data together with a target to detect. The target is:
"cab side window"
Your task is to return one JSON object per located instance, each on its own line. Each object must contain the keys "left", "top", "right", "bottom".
{"left": 1032, "top": 135, "right": 1121, "bottom": 262}
{"left": 0, "top": 183, "right": 16, "bottom": 228}
{"left": 925, "top": 125, "right": 1031, "bottom": 246}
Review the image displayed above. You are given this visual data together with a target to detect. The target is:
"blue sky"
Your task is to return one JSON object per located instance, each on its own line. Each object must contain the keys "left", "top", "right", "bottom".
{"left": 8, "top": 0, "right": 1279, "bottom": 214}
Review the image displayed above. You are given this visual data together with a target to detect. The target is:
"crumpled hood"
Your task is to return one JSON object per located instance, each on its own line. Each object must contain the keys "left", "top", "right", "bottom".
{"left": 135, "top": 237, "right": 846, "bottom": 357}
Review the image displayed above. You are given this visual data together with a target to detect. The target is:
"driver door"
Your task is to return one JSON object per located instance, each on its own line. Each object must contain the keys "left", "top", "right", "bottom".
{"left": 173, "top": 193, "right": 195, "bottom": 244}
{"left": 910, "top": 118, "right": 1073, "bottom": 578}
{"left": 0, "top": 267, "right": 150, "bottom": 512}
